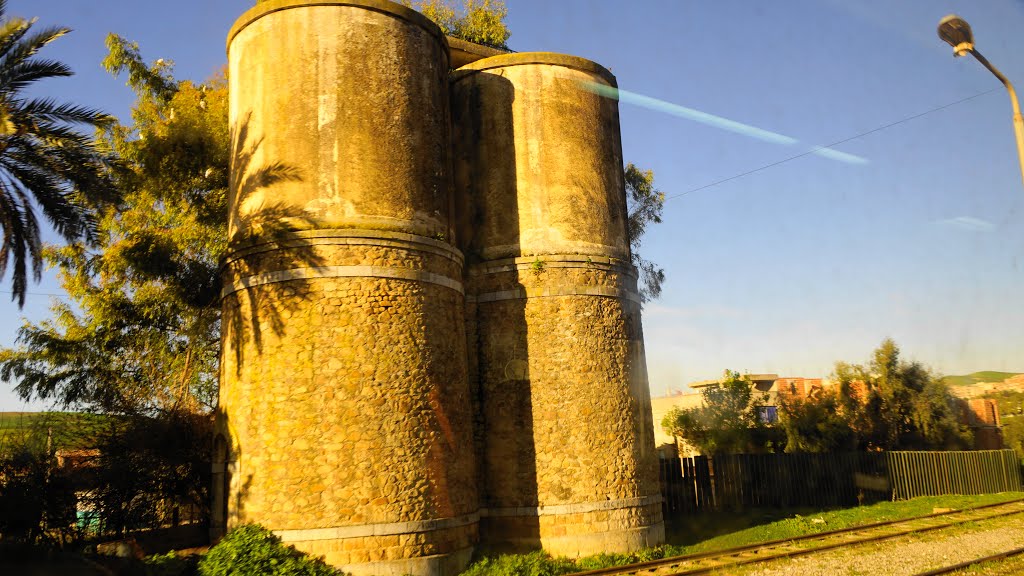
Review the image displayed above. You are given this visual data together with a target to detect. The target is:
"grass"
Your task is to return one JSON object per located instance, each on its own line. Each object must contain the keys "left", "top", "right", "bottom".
{"left": 458, "top": 492, "right": 1024, "bottom": 575}
{"left": 667, "top": 492, "right": 1024, "bottom": 555}
{"left": 942, "top": 371, "right": 1021, "bottom": 387}
{"left": 0, "top": 411, "right": 110, "bottom": 452}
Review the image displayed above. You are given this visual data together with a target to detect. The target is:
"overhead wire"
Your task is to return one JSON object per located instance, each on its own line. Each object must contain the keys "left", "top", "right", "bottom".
{"left": 0, "top": 89, "right": 1005, "bottom": 302}
{"left": 664, "top": 88, "right": 1001, "bottom": 201}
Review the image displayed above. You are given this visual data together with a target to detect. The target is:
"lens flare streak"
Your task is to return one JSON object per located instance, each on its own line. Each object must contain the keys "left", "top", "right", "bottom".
{"left": 579, "top": 80, "right": 869, "bottom": 165}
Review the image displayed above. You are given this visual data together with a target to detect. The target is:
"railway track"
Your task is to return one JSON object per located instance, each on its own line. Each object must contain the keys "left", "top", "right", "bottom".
{"left": 575, "top": 497, "right": 1024, "bottom": 576}
{"left": 912, "top": 545, "right": 1024, "bottom": 575}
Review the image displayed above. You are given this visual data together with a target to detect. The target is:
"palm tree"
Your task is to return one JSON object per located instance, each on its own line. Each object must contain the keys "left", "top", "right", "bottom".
{"left": 0, "top": 0, "right": 114, "bottom": 307}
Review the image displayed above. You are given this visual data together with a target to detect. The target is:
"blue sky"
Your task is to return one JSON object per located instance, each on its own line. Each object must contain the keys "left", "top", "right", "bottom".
{"left": 2, "top": 0, "right": 1023, "bottom": 409}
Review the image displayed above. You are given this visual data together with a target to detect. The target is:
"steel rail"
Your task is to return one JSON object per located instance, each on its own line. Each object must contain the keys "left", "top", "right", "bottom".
{"left": 912, "top": 545, "right": 1024, "bottom": 576}
{"left": 574, "top": 497, "right": 1024, "bottom": 576}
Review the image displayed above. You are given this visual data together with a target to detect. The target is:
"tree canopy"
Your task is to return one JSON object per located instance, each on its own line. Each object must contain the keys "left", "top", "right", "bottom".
{"left": 664, "top": 340, "right": 973, "bottom": 455}
{"left": 828, "top": 338, "right": 971, "bottom": 451}
{"left": 0, "top": 35, "right": 227, "bottom": 414}
{"left": 624, "top": 163, "right": 665, "bottom": 303}
{"left": 0, "top": 2, "right": 116, "bottom": 307}
{"left": 662, "top": 371, "right": 778, "bottom": 455}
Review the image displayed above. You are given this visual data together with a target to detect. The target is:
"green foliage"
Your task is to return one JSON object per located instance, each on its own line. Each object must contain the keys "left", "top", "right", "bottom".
{"left": 777, "top": 393, "right": 852, "bottom": 453}
{"left": 102, "top": 35, "right": 177, "bottom": 102}
{"left": 0, "top": 36, "right": 228, "bottom": 414}
{"left": 398, "top": 0, "right": 512, "bottom": 49}
{"left": 460, "top": 551, "right": 576, "bottom": 576}
{"left": 941, "top": 371, "right": 1021, "bottom": 387}
{"left": 0, "top": 4, "right": 116, "bottom": 307}
{"left": 573, "top": 548, "right": 667, "bottom": 570}
{"left": 198, "top": 524, "right": 342, "bottom": 576}
{"left": 0, "top": 411, "right": 108, "bottom": 451}
{"left": 144, "top": 551, "right": 200, "bottom": 576}
{"left": 0, "top": 434, "right": 77, "bottom": 547}
{"left": 831, "top": 339, "right": 972, "bottom": 451}
{"left": 624, "top": 163, "right": 665, "bottom": 303}
{"left": 87, "top": 411, "right": 213, "bottom": 535}
{"left": 456, "top": 0, "right": 510, "bottom": 48}
{"left": 662, "top": 371, "right": 778, "bottom": 455}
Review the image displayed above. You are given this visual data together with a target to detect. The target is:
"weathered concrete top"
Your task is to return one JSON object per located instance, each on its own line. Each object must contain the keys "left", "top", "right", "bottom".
{"left": 447, "top": 36, "right": 509, "bottom": 69}
{"left": 227, "top": 0, "right": 453, "bottom": 240}
{"left": 450, "top": 51, "right": 628, "bottom": 261}
{"left": 227, "top": 0, "right": 447, "bottom": 52}
{"left": 452, "top": 51, "right": 617, "bottom": 87}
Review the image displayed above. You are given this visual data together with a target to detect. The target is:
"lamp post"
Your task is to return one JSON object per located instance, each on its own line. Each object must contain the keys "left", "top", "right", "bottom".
{"left": 938, "top": 14, "right": 1024, "bottom": 189}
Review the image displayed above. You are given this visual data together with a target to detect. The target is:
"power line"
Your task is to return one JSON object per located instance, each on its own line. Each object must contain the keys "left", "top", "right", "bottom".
{"left": 665, "top": 88, "right": 1001, "bottom": 201}
{"left": 0, "top": 290, "right": 66, "bottom": 298}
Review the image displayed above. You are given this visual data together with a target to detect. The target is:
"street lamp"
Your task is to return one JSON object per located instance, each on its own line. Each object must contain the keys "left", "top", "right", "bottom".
{"left": 938, "top": 14, "right": 1024, "bottom": 188}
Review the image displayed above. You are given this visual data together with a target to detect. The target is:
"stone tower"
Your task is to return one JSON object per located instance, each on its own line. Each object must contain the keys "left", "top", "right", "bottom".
{"left": 219, "top": 1, "right": 478, "bottom": 574}
{"left": 451, "top": 53, "right": 664, "bottom": 556}
{"left": 218, "top": 1, "right": 663, "bottom": 574}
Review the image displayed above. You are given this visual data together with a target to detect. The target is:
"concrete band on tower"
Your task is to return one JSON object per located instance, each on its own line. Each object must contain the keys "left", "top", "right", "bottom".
{"left": 219, "top": 1, "right": 478, "bottom": 575}
{"left": 451, "top": 52, "right": 665, "bottom": 557}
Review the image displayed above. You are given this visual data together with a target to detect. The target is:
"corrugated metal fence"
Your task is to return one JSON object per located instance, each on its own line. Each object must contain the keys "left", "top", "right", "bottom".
{"left": 660, "top": 449, "right": 1022, "bottom": 516}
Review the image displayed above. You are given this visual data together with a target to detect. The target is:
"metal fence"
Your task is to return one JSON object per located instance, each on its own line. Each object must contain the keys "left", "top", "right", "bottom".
{"left": 660, "top": 449, "right": 1022, "bottom": 516}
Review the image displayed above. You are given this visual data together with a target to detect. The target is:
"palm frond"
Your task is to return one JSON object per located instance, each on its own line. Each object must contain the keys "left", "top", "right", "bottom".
{"left": 0, "top": 179, "right": 42, "bottom": 306}
{"left": 18, "top": 98, "right": 113, "bottom": 126}
{"left": 0, "top": 10, "right": 112, "bottom": 307}
{"left": 0, "top": 58, "right": 72, "bottom": 96}
{"left": 0, "top": 24, "right": 69, "bottom": 69}
{"left": 1, "top": 157, "right": 89, "bottom": 240}
{"left": 0, "top": 14, "right": 32, "bottom": 61}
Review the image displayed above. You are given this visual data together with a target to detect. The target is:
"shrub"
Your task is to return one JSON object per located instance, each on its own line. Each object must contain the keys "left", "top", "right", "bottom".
{"left": 198, "top": 524, "right": 342, "bottom": 576}
{"left": 574, "top": 547, "right": 667, "bottom": 571}
{"left": 460, "top": 550, "right": 577, "bottom": 576}
{"left": 145, "top": 551, "right": 199, "bottom": 576}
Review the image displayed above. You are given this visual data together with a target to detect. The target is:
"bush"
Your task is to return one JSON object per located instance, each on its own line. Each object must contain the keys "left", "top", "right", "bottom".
{"left": 574, "top": 547, "right": 668, "bottom": 571}
{"left": 145, "top": 551, "right": 200, "bottom": 576}
{"left": 198, "top": 524, "right": 342, "bottom": 576}
{"left": 0, "top": 445, "right": 77, "bottom": 547}
{"left": 460, "top": 551, "right": 577, "bottom": 576}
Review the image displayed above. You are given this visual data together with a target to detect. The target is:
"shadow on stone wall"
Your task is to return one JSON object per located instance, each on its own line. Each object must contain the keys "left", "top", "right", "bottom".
{"left": 453, "top": 71, "right": 541, "bottom": 551}
{"left": 210, "top": 408, "right": 255, "bottom": 542}
{"left": 223, "top": 114, "right": 323, "bottom": 372}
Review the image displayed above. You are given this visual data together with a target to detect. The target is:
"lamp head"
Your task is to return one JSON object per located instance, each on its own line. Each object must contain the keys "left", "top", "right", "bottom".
{"left": 938, "top": 14, "right": 974, "bottom": 57}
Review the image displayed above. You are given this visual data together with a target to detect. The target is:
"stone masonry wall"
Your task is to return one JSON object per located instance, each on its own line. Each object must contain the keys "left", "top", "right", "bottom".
{"left": 219, "top": 231, "right": 478, "bottom": 575}
{"left": 469, "top": 257, "right": 663, "bottom": 555}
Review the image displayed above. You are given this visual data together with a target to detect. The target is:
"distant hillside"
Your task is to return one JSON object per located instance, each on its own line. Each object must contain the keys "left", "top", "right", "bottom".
{"left": 0, "top": 411, "right": 108, "bottom": 451}
{"left": 942, "top": 371, "right": 1022, "bottom": 387}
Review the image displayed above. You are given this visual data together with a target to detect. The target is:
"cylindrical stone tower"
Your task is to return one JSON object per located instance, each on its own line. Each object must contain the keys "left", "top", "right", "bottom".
{"left": 219, "top": 2, "right": 477, "bottom": 574}
{"left": 451, "top": 53, "right": 665, "bottom": 556}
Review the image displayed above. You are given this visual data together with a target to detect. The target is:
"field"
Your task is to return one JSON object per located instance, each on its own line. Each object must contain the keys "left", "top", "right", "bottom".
{"left": 0, "top": 411, "right": 109, "bottom": 451}
{"left": 942, "top": 371, "right": 1022, "bottom": 387}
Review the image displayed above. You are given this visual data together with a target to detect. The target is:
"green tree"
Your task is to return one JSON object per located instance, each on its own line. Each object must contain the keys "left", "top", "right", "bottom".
{"left": 832, "top": 339, "right": 971, "bottom": 451}
{"left": 0, "top": 35, "right": 227, "bottom": 414}
{"left": 399, "top": 0, "right": 513, "bottom": 48}
{"left": 624, "top": 163, "right": 665, "bottom": 303}
{"left": 0, "top": 2, "right": 115, "bottom": 307}
{"left": 777, "top": 391, "right": 852, "bottom": 453}
{"left": 661, "top": 371, "right": 776, "bottom": 455}
{"left": 256, "top": 0, "right": 514, "bottom": 49}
